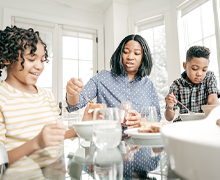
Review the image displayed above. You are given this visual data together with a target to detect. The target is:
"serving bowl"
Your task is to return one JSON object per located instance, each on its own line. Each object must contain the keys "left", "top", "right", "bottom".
{"left": 201, "top": 105, "right": 220, "bottom": 117}
{"left": 179, "top": 113, "right": 206, "bottom": 121}
{"left": 72, "top": 121, "right": 94, "bottom": 141}
{"left": 161, "top": 106, "right": 220, "bottom": 180}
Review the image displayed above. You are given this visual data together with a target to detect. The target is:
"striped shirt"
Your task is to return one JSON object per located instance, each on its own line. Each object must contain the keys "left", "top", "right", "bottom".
{"left": 168, "top": 71, "right": 219, "bottom": 121}
{"left": 0, "top": 80, "right": 62, "bottom": 174}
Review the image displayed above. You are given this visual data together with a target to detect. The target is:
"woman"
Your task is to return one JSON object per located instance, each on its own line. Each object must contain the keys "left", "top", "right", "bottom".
{"left": 66, "top": 34, "right": 161, "bottom": 127}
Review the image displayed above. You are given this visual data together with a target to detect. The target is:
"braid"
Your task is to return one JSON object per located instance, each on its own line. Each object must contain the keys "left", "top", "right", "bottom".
{"left": 0, "top": 26, "right": 48, "bottom": 77}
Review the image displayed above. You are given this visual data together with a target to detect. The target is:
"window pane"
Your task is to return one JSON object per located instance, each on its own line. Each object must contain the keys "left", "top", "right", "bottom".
{"left": 36, "top": 32, "right": 53, "bottom": 90}
{"left": 79, "top": 38, "right": 93, "bottom": 60}
{"left": 140, "top": 28, "right": 154, "bottom": 53}
{"left": 79, "top": 61, "right": 93, "bottom": 84}
{"left": 63, "top": 36, "right": 78, "bottom": 59}
{"left": 37, "top": 57, "right": 52, "bottom": 89}
{"left": 153, "top": 25, "right": 166, "bottom": 53}
{"left": 201, "top": 1, "right": 215, "bottom": 38}
{"left": 186, "top": 8, "right": 202, "bottom": 44}
{"left": 63, "top": 59, "right": 78, "bottom": 88}
{"left": 204, "top": 36, "right": 219, "bottom": 79}
{"left": 140, "top": 25, "right": 168, "bottom": 119}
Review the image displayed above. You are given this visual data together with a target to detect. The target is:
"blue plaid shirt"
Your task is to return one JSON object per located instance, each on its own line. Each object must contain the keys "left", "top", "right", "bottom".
{"left": 168, "top": 71, "right": 219, "bottom": 121}
{"left": 66, "top": 70, "right": 161, "bottom": 121}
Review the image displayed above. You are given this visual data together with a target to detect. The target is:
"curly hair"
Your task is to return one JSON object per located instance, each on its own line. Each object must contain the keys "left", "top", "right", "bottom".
{"left": 186, "top": 46, "right": 210, "bottom": 62}
{"left": 110, "top": 34, "right": 153, "bottom": 77}
{"left": 0, "top": 26, "right": 48, "bottom": 77}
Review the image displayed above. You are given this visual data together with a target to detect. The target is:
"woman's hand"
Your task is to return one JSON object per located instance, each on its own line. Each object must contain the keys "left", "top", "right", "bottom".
{"left": 125, "top": 110, "right": 141, "bottom": 129}
{"left": 66, "top": 78, "right": 84, "bottom": 97}
{"left": 66, "top": 78, "right": 84, "bottom": 106}
{"left": 34, "top": 124, "right": 67, "bottom": 150}
{"left": 82, "top": 104, "right": 93, "bottom": 121}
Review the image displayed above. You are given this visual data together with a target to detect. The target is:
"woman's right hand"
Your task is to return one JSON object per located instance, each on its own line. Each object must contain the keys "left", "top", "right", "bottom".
{"left": 165, "top": 92, "right": 177, "bottom": 109}
{"left": 66, "top": 78, "right": 84, "bottom": 97}
{"left": 34, "top": 124, "right": 67, "bottom": 150}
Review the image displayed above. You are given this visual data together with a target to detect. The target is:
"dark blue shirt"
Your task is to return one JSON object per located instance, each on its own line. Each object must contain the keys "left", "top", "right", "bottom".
{"left": 66, "top": 70, "right": 161, "bottom": 120}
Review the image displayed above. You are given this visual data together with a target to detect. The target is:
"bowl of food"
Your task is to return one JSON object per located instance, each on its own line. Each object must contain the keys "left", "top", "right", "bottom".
{"left": 160, "top": 106, "right": 220, "bottom": 180}
{"left": 179, "top": 113, "right": 206, "bottom": 121}
{"left": 72, "top": 121, "right": 94, "bottom": 141}
{"left": 201, "top": 105, "right": 220, "bottom": 117}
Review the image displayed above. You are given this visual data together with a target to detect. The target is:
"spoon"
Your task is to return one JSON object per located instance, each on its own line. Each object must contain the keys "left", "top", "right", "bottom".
{"left": 176, "top": 100, "right": 195, "bottom": 114}
{"left": 82, "top": 88, "right": 93, "bottom": 103}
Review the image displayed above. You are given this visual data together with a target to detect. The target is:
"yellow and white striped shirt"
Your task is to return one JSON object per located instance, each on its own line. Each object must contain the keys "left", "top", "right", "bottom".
{"left": 0, "top": 80, "right": 62, "bottom": 175}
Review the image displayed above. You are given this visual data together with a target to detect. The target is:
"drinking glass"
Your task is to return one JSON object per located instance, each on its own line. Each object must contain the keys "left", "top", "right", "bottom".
{"left": 93, "top": 148, "right": 123, "bottom": 180}
{"left": 140, "top": 106, "right": 158, "bottom": 126}
{"left": 92, "top": 108, "right": 122, "bottom": 150}
{"left": 120, "top": 101, "right": 132, "bottom": 125}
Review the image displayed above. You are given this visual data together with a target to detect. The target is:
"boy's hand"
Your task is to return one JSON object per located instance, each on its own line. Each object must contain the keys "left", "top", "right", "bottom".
{"left": 165, "top": 92, "right": 177, "bottom": 109}
{"left": 66, "top": 78, "right": 84, "bottom": 97}
{"left": 34, "top": 124, "right": 67, "bottom": 150}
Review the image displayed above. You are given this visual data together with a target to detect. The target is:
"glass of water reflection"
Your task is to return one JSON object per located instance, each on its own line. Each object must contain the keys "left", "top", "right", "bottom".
{"left": 92, "top": 108, "right": 122, "bottom": 150}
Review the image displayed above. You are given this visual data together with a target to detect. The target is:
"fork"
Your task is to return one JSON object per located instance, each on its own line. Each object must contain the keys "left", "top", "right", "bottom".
{"left": 176, "top": 100, "right": 195, "bottom": 114}
{"left": 82, "top": 88, "right": 93, "bottom": 103}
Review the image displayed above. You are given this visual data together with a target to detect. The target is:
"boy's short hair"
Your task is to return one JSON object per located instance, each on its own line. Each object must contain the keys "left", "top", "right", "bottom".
{"left": 186, "top": 46, "right": 210, "bottom": 62}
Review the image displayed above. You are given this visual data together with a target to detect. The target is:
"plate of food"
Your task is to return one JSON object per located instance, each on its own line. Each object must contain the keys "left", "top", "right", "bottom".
{"left": 124, "top": 121, "right": 171, "bottom": 139}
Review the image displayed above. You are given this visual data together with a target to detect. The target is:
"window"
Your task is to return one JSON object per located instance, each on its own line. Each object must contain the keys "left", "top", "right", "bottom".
{"left": 13, "top": 18, "right": 97, "bottom": 117}
{"left": 62, "top": 30, "right": 96, "bottom": 119}
{"left": 138, "top": 23, "right": 168, "bottom": 119}
{"left": 181, "top": 0, "right": 219, "bottom": 83}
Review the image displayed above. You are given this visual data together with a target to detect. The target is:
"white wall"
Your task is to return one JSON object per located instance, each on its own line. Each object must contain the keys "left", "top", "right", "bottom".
{"left": 0, "top": 0, "right": 103, "bottom": 28}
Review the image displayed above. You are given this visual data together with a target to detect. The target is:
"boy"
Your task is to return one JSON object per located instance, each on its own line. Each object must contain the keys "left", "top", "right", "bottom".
{"left": 165, "top": 46, "right": 219, "bottom": 122}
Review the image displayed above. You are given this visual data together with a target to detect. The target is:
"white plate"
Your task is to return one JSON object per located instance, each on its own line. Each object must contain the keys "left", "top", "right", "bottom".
{"left": 124, "top": 128, "right": 161, "bottom": 139}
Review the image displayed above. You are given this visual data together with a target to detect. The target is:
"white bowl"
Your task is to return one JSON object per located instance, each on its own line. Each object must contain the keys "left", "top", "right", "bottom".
{"left": 180, "top": 113, "right": 206, "bottom": 121}
{"left": 72, "top": 121, "right": 94, "bottom": 141}
{"left": 201, "top": 105, "right": 220, "bottom": 117}
{"left": 161, "top": 106, "right": 220, "bottom": 180}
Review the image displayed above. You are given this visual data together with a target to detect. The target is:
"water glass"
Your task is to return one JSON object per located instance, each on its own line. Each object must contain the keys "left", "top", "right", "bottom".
{"left": 120, "top": 101, "right": 132, "bottom": 125}
{"left": 93, "top": 148, "right": 123, "bottom": 180}
{"left": 140, "top": 106, "right": 158, "bottom": 126}
{"left": 92, "top": 108, "right": 122, "bottom": 150}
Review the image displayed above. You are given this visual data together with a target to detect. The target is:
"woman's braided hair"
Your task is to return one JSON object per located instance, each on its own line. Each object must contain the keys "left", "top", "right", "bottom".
{"left": 0, "top": 26, "right": 48, "bottom": 77}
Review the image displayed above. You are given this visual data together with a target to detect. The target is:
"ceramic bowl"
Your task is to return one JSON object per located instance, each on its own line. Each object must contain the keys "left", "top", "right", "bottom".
{"left": 201, "top": 105, "right": 220, "bottom": 117}
{"left": 72, "top": 121, "right": 94, "bottom": 141}
{"left": 161, "top": 106, "right": 220, "bottom": 180}
{"left": 179, "top": 113, "right": 206, "bottom": 121}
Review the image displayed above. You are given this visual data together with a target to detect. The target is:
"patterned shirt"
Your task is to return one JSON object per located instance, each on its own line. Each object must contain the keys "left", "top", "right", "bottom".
{"left": 168, "top": 71, "right": 219, "bottom": 121}
{"left": 66, "top": 70, "right": 161, "bottom": 121}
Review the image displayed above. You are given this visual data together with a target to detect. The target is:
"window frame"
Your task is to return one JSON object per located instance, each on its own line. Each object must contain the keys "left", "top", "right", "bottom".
{"left": 3, "top": 7, "right": 104, "bottom": 104}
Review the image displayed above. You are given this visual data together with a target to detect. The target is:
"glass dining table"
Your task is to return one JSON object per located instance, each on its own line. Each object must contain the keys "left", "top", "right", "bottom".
{"left": 1, "top": 134, "right": 182, "bottom": 180}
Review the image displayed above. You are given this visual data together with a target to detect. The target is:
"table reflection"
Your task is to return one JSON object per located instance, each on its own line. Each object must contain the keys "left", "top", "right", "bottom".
{"left": 2, "top": 137, "right": 172, "bottom": 180}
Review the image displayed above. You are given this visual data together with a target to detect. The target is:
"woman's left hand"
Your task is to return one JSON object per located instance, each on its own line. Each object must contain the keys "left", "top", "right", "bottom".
{"left": 125, "top": 110, "right": 141, "bottom": 129}
{"left": 82, "top": 104, "right": 93, "bottom": 121}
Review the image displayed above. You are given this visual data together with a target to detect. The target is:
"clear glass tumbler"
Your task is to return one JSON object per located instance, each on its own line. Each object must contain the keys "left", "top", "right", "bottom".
{"left": 120, "top": 101, "right": 132, "bottom": 125}
{"left": 140, "top": 106, "right": 158, "bottom": 126}
{"left": 92, "top": 108, "right": 122, "bottom": 150}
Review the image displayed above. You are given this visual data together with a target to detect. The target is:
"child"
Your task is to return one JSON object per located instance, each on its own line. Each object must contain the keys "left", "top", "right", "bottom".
{"left": 165, "top": 46, "right": 220, "bottom": 122}
{"left": 0, "top": 26, "right": 80, "bottom": 169}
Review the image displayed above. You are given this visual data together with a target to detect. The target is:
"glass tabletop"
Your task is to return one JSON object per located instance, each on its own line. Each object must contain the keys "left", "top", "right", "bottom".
{"left": 2, "top": 135, "right": 181, "bottom": 180}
